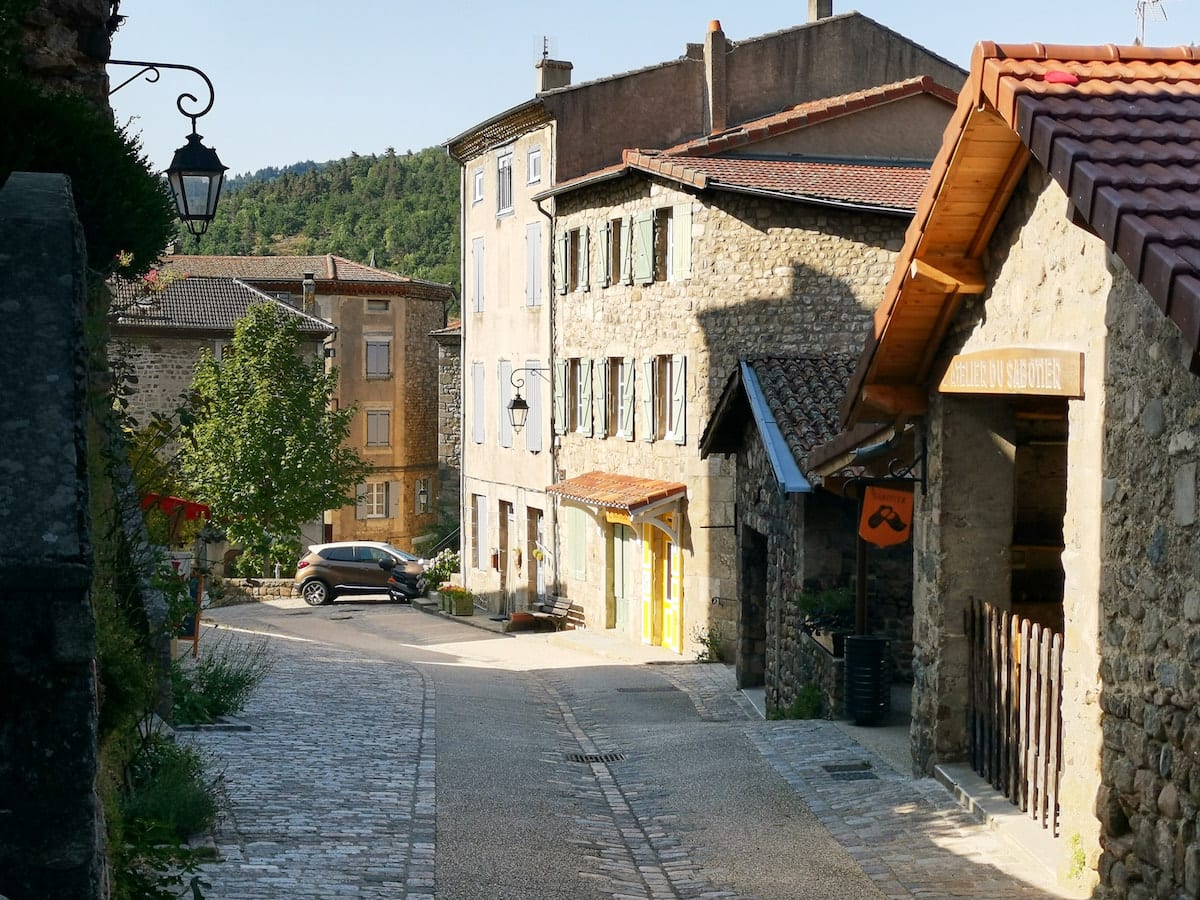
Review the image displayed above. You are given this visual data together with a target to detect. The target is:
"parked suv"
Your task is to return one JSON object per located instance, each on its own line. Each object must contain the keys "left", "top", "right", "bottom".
{"left": 294, "top": 541, "right": 424, "bottom": 606}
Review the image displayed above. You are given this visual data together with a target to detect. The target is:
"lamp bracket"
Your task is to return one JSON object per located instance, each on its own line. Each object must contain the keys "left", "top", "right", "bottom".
{"left": 509, "top": 365, "right": 550, "bottom": 392}
{"left": 108, "top": 59, "right": 215, "bottom": 134}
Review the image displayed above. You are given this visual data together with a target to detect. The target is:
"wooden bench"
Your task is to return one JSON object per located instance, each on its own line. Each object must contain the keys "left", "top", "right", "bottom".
{"left": 530, "top": 596, "right": 575, "bottom": 630}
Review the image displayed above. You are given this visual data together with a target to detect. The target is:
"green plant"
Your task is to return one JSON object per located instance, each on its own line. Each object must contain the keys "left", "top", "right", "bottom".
{"left": 691, "top": 624, "right": 726, "bottom": 663}
{"left": 437, "top": 584, "right": 473, "bottom": 599}
{"left": 1066, "top": 832, "right": 1087, "bottom": 880}
{"left": 796, "top": 582, "right": 855, "bottom": 634}
{"left": 122, "top": 737, "right": 220, "bottom": 842}
{"left": 172, "top": 633, "right": 274, "bottom": 725}
{"left": 767, "top": 684, "right": 824, "bottom": 719}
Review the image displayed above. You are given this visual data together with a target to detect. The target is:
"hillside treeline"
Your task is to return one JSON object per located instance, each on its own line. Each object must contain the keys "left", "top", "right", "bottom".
{"left": 190, "top": 147, "right": 460, "bottom": 297}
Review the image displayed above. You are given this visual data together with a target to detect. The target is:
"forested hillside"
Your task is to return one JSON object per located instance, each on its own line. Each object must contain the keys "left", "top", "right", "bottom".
{"left": 189, "top": 147, "right": 460, "bottom": 295}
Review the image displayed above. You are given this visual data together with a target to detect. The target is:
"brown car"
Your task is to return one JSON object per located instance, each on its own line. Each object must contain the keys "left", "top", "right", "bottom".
{"left": 293, "top": 541, "right": 423, "bottom": 606}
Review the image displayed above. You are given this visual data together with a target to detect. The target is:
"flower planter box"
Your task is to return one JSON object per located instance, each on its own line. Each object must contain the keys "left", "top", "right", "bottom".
{"left": 448, "top": 593, "right": 474, "bottom": 616}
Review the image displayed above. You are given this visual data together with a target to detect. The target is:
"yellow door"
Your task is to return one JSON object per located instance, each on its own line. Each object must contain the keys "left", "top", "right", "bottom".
{"left": 641, "top": 525, "right": 659, "bottom": 645}
{"left": 662, "top": 538, "right": 683, "bottom": 653}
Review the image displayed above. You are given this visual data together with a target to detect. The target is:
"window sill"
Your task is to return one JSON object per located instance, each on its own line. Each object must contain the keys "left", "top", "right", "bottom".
{"left": 495, "top": 207, "right": 515, "bottom": 219}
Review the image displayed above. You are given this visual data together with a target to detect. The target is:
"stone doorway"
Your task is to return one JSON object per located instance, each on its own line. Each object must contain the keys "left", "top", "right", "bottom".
{"left": 738, "top": 527, "right": 767, "bottom": 688}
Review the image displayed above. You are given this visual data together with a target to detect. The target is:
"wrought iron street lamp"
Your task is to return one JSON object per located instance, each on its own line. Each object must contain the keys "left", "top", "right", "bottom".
{"left": 507, "top": 366, "right": 549, "bottom": 432}
{"left": 109, "top": 59, "right": 227, "bottom": 236}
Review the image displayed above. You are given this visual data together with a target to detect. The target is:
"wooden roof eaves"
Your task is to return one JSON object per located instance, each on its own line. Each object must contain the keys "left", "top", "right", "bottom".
{"left": 841, "top": 49, "right": 1034, "bottom": 426}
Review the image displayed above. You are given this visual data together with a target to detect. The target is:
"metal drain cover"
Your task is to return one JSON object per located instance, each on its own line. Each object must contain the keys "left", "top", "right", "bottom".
{"left": 565, "top": 752, "right": 626, "bottom": 764}
{"left": 822, "top": 763, "right": 871, "bottom": 773}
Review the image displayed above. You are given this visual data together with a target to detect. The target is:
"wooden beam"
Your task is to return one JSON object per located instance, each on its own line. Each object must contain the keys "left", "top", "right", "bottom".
{"left": 859, "top": 384, "right": 928, "bottom": 417}
{"left": 909, "top": 256, "right": 987, "bottom": 293}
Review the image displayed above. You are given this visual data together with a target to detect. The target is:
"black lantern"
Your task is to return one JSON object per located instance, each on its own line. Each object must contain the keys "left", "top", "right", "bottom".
{"left": 166, "top": 130, "right": 227, "bottom": 236}
{"left": 508, "top": 392, "right": 531, "bottom": 432}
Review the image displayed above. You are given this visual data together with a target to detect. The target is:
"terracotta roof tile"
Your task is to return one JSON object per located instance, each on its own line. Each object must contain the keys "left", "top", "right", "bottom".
{"left": 546, "top": 472, "right": 686, "bottom": 512}
{"left": 747, "top": 355, "right": 856, "bottom": 468}
{"left": 109, "top": 276, "right": 334, "bottom": 335}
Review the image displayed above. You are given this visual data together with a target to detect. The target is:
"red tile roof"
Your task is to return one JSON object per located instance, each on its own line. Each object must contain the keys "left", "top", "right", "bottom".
{"left": 546, "top": 472, "right": 686, "bottom": 512}
{"left": 845, "top": 42, "right": 1200, "bottom": 423}
{"left": 164, "top": 255, "right": 456, "bottom": 300}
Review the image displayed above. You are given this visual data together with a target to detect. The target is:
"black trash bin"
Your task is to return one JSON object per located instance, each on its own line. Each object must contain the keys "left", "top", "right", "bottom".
{"left": 844, "top": 635, "right": 891, "bottom": 725}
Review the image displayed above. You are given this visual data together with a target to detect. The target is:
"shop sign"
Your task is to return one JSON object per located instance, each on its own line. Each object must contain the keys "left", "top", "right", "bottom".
{"left": 858, "top": 484, "right": 914, "bottom": 548}
{"left": 938, "top": 348, "right": 1083, "bottom": 398}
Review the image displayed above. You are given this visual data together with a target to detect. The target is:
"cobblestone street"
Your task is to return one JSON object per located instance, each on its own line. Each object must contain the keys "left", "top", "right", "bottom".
{"left": 190, "top": 603, "right": 1074, "bottom": 899}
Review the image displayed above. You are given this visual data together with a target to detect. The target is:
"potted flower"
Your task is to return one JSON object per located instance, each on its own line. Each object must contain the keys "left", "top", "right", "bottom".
{"left": 439, "top": 584, "right": 475, "bottom": 616}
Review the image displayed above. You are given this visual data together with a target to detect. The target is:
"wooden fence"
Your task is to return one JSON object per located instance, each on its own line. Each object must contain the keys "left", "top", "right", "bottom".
{"left": 964, "top": 598, "right": 1063, "bottom": 834}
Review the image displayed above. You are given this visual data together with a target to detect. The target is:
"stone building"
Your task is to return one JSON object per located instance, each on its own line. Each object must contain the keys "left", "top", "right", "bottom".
{"left": 163, "top": 255, "right": 454, "bottom": 554}
{"left": 540, "top": 76, "right": 957, "bottom": 657}
{"left": 841, "top": 42, "right": 1200, "bottom": 896}
{"left": 446, "top": 5, "right": 966, "bottom": 628}
{"left": 431, "top": 320, "right": 462, "bottom": 532}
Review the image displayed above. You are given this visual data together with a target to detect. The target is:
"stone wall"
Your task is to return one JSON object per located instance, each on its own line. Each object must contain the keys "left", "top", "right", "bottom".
{"left": 553, "top": 173, "right": 907, "bottom": 656}
{"left": 18, "top": 1, "right": 112, "bottom": 105}
{"left": 434, "top": 330, "right": 461, "bottom": 526}
{"left": 218, "top": 578, "right": 295, "bottom": 603}
{"left": 0, "top": 173, "right": 103, "bottom": 898}
{"left": 110, "top": 334, "right": 212, "bottom": 428}
{"left": 1095, "top": 254, "right": 1200, "bottom": 898}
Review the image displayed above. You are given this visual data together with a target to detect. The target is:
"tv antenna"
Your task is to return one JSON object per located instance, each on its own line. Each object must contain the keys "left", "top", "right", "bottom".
{"left": 1135, "top": 0, "right": 1169, "bottom": 44}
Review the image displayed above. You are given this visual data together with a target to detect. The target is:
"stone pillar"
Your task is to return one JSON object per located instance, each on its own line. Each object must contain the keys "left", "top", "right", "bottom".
{"left": 0, "top": 173, "right": 102, "bottom": 897}
{"left": 912, "top": 395, "right": 1014, "bottom": 772}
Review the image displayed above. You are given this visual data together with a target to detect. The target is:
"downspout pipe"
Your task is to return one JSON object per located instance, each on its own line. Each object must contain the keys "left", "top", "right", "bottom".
{"left": 534, "top": 194, "right": 560, "bottom": 596}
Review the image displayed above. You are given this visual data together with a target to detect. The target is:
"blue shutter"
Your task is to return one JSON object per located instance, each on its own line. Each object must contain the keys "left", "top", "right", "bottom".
{"left": 471, "top": 237, "right": 485, "bottom": 312}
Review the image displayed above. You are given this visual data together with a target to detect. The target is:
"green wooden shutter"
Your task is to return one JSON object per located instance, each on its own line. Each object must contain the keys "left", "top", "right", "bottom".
{"left": 672, "top": 203, "right": 692, "bottom": 279}
{"left": 553, "top": 358, "right": 567, "bottom": 434}
{"left": 620, "top": 356, "right": 636, "bottom": 440}
{"left": 580, "top": 358, "right": 594, "bottom": 436}
{"left": 671, "top": 354, "right": 687, "bottom": 444}
{"left": 642, "top": 356, "right": 656, "bottom": 442}
{"left": 555, "top": 231, "right": 568, "bottom": 295}
{"left": 620, "top": 216, "right": 633, "bottom": 285}
{"left": 632, "top": 212, "right": 653, "bottom": 284}
{"left": 580, "top": 224, "right": 590, "bottom": 291}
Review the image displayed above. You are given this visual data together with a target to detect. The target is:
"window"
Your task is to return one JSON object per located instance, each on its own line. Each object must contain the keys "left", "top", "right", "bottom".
{"left": 567, "top": 358, "right": 592, "bottom": 436}
{"left": 604, "top": 216, "right": 629, "bottom": 286}
{"left": 366, "top": 299, "right": 390, "bottom": 313}
{"left": 365, "top": 338, "right": 391, "bottom": 377}
{"left": 471, "top": 237, "right": 484, "bottom": 313}
{"left": 527, "top": 147, "right": 542, "bottom": 184}
{"left": 525, "top": 222, "right": 542, "bottom": 307}
{"left": 415, "top": 477, "right": 432, "bottom": 515}
{"left": 472, "top": 168, "right": 484, "bottom": 203}
{"left": 656, "top": 354, "right": 686, "bottom": 444}
{"left": 366, "top": 409, "right": 390, "bottom": 446}
{"left": 632, "top": 204, "right": 692, "bottom": 284}
{"left": 497, "top": 150, "right": 513, "bottom": 215}
{"left": 364, "top": 482, "right": 387, "bottom": 518}
{"left": 654, "top": 207, "right": 673, "bottom": 282}
{"left": 556, "top": 226, "right": 589, "bottom": 293}
{"left": 607, "top": 357, "right": 635, "bottom": 441}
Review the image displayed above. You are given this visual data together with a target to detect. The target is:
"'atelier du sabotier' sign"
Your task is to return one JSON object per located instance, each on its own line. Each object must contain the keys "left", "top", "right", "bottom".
{"left": 938, "top": 348, "right": 1084, "bottom": 398}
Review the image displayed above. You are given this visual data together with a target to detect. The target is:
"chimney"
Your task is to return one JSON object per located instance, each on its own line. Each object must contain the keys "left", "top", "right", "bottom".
{"left": 536, "top": 58, "right": 573, "bottom": 93}
{"left": 704, "top": 19, "right": 727, "bottom": 134}
{"left": 809, "top": 0, "right": 833, "bottom": 21}
{"left": 302, "top": 271, "right": 315, "bottom": 313}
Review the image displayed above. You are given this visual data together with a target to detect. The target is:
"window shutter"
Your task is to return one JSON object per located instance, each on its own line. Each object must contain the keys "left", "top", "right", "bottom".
{"left": 672, "top": 203, "right": 692, "bottom": 279}
{"left": 526, "top": 360, "right": 543, "bottom": 453}
{"left": 499, "top": 360, "right": 513, "bottom": 448}
{"left": 642, "top": 356, "right": 656, "bottom": 442}
{"left": 555, "top": 231, "right": 568, "bottom": 295}
{"left": 472, "top": 362, "right": 485, "bottom": 444}
{"left": 580, "top": 224, "right": 590, "bottom": 291}
{"left": 553, "top": 358, "right": 567, "bottom": 434}
{"left": 355, "top": 482, "right": 367, "bottom": 520}
{"left": 671, "top": 354, "right": 687, "bottom": 444}
{"left": 672, "top": 355, "right": 691, "bottom": 448}
{"left": 596, "top": 358, "right": 609, "bottom": 439}
{"left": 620, "top": 356, "right": 636, "bottom": 440}
{"left": 621, "top": 216, "right": 633, "bottom": 285}
{"left": 389, "top": 481, "right": 401, "bottom": 518}
{"left": 632, "top": 212, "right": 653, "bottom": 284}
{"left": 599, "top": 221, "right": 612, "bottom": 287}
{"left": 471, "top": 238, "right": 484, "bottom": 312}
{"left": 526, "top": 222, "right": 541, "bottom": 306}
{"left": 580, "top": 358, "right": 594, "bottom": 437}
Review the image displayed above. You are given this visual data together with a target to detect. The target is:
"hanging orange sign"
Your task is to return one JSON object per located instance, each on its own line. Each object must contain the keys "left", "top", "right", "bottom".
{"left": 859, "top": 484, "right": 914, "bottom": 548}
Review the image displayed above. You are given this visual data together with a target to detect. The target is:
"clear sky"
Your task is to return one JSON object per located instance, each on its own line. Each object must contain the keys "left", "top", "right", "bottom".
{"left": 107, "top": 1, "right": 1199, "bottom": 177}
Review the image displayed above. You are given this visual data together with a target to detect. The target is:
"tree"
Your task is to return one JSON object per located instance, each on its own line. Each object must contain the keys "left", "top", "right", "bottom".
{"left": 179, "top": 303, "right": 371, "bottom": 573}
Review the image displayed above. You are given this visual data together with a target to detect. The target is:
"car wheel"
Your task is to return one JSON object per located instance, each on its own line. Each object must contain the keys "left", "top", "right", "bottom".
{"left": 301, "top": 579, "right": 331, "bottom": 606}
